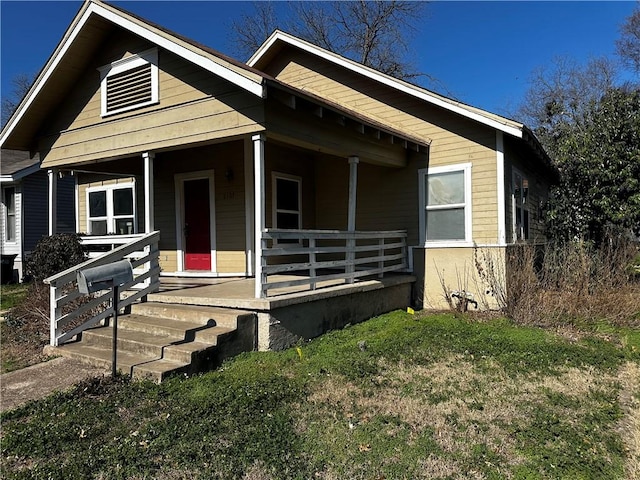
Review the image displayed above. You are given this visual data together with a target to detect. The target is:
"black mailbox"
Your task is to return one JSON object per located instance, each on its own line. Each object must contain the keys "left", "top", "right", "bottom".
{"left": 77, "top": 259, "right": 133, "bottom": 294}
{"left": 76, "top": 259, "right": 133, "bottom": 377}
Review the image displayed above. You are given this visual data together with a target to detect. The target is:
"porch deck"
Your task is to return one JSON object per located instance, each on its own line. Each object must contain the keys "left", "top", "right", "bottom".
{"left": 152, "top": 273, "right": 416, "bottom": 312}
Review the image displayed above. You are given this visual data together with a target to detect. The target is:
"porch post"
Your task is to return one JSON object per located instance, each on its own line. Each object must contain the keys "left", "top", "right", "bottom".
{"left": 143, "top": 152, "right": 155, "bottom": 233}
{"left": 48, "top": 169, "right": 57, "bottom": 235}
{"left": 347, "top": 156, "right": 359, "bottom": 231}
{"left": 244, "top": 138, "right": 255, "bottom": 277}
{"left": 347, "top": 156, "right": 359, "bottom": 284}
{"left": 253, "top": 133, "right": 266, "bottom": 298}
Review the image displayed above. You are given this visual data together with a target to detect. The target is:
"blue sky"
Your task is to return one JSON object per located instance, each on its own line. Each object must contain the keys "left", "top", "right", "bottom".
{"left": 0, "top": 1, "right": 637, "bottom": 120}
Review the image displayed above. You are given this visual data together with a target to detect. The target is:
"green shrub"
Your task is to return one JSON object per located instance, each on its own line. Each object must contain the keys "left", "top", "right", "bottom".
{"left": 24, "top": 233, "right": 86, "bottom": 282}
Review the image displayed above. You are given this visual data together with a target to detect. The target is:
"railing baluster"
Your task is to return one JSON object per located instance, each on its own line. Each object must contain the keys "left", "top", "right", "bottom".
{"left": 309, "top": 238, "right": 316, "bottom": 290}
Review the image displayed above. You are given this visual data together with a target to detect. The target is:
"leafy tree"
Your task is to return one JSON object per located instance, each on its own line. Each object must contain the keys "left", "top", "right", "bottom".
{"left": 544, "top": 86, "right": 640, "bottom": 243}
{"left": 1, "top": 72, "right": 33, "bottom": 128}
{"left": 231, "top": 0, "right": 427, "bottom": 81}
{"left": 617, "top": 3, "right": 640, "bottom": 74}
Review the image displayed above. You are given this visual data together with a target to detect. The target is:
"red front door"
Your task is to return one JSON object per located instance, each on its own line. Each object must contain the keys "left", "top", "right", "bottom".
{"left": 184, "top": 178, "right": 211, "bottom": 270}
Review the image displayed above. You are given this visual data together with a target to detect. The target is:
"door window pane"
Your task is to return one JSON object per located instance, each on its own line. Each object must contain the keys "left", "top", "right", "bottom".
{"left": 276, "top": 178, "right": 299, "bottom": 212}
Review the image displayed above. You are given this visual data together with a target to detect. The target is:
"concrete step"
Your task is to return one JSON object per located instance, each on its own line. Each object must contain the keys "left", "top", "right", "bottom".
{"left": 130, "top": 302, "right": 250, "bottom": 328}
{"left": 46, "top": 342, "right": 189, "bottom": 382}
{"left": 117, "top": 314, "right": 236, "bottom": 343}
{"left": 47, "top": 303, "right": 257, "bottom": 383}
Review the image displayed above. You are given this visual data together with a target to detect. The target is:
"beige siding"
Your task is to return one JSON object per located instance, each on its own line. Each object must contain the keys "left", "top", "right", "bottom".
{"left": 40, "top": 30, "right": 264, "bottom": 168}
{"left": 154, "top": 142, "right": 247, "bottom": 274}
{"left": 265, "top": 48, "right": 500, "bottom": 244}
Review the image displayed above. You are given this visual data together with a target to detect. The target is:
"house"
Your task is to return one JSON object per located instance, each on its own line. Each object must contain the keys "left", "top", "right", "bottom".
{"left": 0, "top": 150, "right": 75, "bottom": 282}
{"left": 0, "top": 0, "right": 556, "bottom": 378}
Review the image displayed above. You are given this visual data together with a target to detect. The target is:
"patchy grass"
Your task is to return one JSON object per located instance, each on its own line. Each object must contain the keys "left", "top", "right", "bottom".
{"left": 0, "top": 283, "right": 29, "bottom": 311}
{"left": 1, "top": 311, "right": 639, "bottom": 479}
{"left": 0, "top": 284, "right": 54, "bottom": 373}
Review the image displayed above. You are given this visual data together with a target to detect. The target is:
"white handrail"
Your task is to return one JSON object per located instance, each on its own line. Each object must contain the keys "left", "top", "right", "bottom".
{"left": 45, "top": 231, "right": 161, "bottom": 346}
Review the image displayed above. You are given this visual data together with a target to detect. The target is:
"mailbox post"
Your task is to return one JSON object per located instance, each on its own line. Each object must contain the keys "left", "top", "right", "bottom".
{"left": 77, "top": 260, "right": 133, "bottom": 377}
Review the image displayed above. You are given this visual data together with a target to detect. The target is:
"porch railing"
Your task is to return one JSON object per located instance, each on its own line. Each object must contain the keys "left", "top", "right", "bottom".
{"left": 44, "top": 231, "right": 161, "bottom": 346}
{"left": 260, "top": 229, "right": 408, "bottom": 297}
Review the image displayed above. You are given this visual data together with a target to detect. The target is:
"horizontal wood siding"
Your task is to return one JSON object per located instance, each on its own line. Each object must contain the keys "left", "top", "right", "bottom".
{"left": 154, "top": 142, "right": 247, "bottom": 273}
{"left": 504, "top": 138, "right": 550, "bottom": 243}
{"left": 39, "top": 30, "right": 264, "bottom": 168}
{"left": 21, "top": 171, "right": 49, "bottom": 253}
{"left": 265, "top": 48, "right": 500, "bottom": 243}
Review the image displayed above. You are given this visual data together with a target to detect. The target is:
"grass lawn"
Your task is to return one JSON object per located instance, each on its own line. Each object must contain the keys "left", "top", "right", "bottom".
{"left": 1, "top": 311, "right": 639, "bottom": 479}
{"left": 0, "top": 284, "right": 29, "bottom": 311}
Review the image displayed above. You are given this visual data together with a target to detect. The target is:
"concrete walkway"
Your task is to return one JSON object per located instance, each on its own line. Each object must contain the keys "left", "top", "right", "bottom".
{"left": 1, "top": 358, "right": 109, "bottom": 412}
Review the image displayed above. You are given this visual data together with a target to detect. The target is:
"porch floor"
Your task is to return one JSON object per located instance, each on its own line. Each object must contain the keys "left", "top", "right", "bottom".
{"left": 152, "top": 274, "right": 416, "bottom": 311}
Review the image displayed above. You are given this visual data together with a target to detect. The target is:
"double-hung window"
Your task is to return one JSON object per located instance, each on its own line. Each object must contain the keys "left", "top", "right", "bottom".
{"left": 419, "top": 163, "right": 472, "bottom": 245}
{"left": 98, "top": 48, "right": 159, "bottom": 117}
{"left": 3, "top": 186, "right": 16, "bottom": 243}
{"left": 272, "top": 173, "right": 301, "bottom": 243}
{"left": 87, "top": 183, "right": 136, "bottom": 235}
{"left": 512, "top": 169, "right": 529, "bottom": 241}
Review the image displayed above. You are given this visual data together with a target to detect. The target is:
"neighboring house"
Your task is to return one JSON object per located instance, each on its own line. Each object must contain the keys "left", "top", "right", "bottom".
{"left": 0, "top": 0, "right": 556, "bottom": 308}
{"left": 0, "top": 150, "right": 75, "bottom": 282}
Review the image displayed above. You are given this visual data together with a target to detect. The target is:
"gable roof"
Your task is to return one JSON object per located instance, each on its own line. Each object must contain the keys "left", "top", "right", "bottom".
{"left": 249, "top": 30, "right": 528, "bottom": 140}
{"left": 0, "top": 0, "right": 265, "bottom": 151}
{"left": 0, "top": 150, "right": 41, "bottom": 182}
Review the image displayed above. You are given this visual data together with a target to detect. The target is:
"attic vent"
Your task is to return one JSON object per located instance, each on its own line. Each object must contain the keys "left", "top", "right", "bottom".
{"left": 99, "top": 48, "right": 158, "bottom": 117}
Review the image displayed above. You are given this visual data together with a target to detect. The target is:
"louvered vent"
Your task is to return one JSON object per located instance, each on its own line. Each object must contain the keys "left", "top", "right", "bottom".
{"left": 106, "top": 63, "right": 152, "bottom": 113}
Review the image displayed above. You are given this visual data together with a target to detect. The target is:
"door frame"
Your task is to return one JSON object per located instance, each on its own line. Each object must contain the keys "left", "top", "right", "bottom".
{"left": 174, "top": 170, "right": 216, "bottom": 272}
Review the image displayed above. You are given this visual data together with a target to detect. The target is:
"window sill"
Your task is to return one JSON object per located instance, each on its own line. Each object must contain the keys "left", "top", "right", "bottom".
{"left": 421, "top": 241, "right": 475, "bottom": 249}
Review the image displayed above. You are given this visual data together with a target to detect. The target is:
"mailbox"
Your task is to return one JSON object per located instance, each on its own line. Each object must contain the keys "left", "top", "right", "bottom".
{"left": 77, "top": 259, "right": 133, "bottom": 294}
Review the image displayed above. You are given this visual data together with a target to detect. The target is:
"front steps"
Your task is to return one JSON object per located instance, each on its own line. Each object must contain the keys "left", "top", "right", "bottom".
{"left": 46, "top": 303, "right": 256, "bottom": 382}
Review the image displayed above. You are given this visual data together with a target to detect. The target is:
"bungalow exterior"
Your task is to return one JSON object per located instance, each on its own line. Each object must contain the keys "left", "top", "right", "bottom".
{"left": 0, "top": 1, "right": 556, "bottom": 377}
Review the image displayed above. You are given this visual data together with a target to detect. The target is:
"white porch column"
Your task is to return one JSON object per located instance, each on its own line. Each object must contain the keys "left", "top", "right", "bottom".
{"left": 244, "top": 138, "right": 255, "bottom": 277}
{"left": 48, "top": 169, "right": 57, "bottom": 235}
{"left": 253, "top": 133, "right": 266, "bottom": 298}
{"left": 496, "top": 131, "right": 506, "bottom": 246}
{"left": 347, "top": 156, "right": 359, "bottom": 231}
{"left": 143, "top": 152, "right": 155, "bottom": 233}
{"left": 347, "top": 156, "right": 359, "bottom": 284}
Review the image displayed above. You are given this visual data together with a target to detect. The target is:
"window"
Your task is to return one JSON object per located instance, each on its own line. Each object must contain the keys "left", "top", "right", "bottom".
{"left": 99, "top": 48, "right": 158, "bottom": 116}
{"left": 87, "top": 184, "right": 136, "bottom": 235}
{"left": 272, "top": 173, "right": 301, "bottom": 243}
{"left": 419, "top": 163, "right": 472, "bottom": 245}
{"left": 3, "top": 187, "right": 16, "bottom": 242}
{"left": 512, "top": 169, "right": 529, "bottom": 241}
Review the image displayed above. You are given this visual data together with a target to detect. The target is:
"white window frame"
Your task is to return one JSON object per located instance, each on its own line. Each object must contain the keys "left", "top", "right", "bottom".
{"left": 272, "top": 172, "right": 302, "bottom": 244}
{"left": 2, "top": 186, "right": 17, "bottom": 244}
{"left": 98, "top": 48, "right": 159, "bottom": 117}
{"left": 418, "top": 163, "right": 472, "bottom": 247}
{"left": 86, "top": 182, "right": 137, "bottom": 235}
{"left": 512, "top": 168, "right": 529, "bottom": 241}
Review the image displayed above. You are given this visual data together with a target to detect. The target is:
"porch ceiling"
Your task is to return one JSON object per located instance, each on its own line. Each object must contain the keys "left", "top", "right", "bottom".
{"left": 265, "top": 82, "right": 430, "bottom": 168}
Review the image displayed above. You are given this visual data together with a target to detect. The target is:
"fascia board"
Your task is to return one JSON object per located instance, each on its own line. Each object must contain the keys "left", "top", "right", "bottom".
{"left": 249, "top": 31, "right": 523, "bottom": 139}
{"left": 93, "top": 3, "right": 265, "bottom": 97}
{"left": 1, "top": 1, "right": 264, "bottom": 149}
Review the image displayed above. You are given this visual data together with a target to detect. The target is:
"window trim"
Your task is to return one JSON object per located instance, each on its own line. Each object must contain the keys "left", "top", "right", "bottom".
{"left": 511, "top": 167, "right": 529, "bottom": 242}
{"left": 271, "top": 172, "right": 302, "bottom": 244}
{"left": 86, "top": 182, "right": 137, "bottom": 235}
{"left": 418, "top": 163, "right": 472, "bottom": 248}
{"left": 2, "top": 186, "right": 17, "bottom": 244}
{"left": 98, "top": 48, "right": 159, "bottom": 117}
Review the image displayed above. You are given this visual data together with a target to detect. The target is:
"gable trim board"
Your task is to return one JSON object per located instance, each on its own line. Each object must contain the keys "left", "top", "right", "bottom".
{"left": 0, "top": 0, "right": 265, "bottom": 150}
{"left": 249, "top": 31, "right": 527, "bottom": 140}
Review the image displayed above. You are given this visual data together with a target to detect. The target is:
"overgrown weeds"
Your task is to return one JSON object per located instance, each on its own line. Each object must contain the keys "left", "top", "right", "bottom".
{"left": 474, "top": 237, "right": 640, "bottom": 328}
